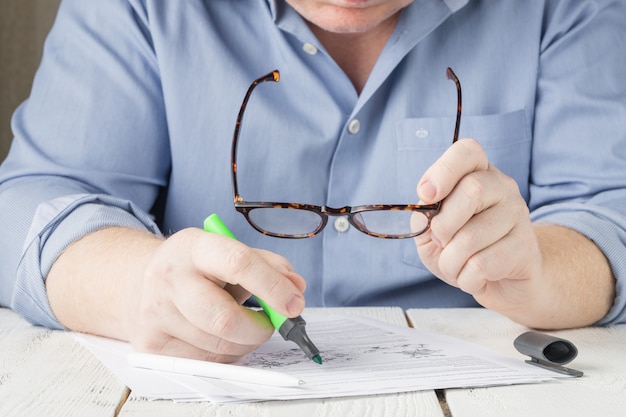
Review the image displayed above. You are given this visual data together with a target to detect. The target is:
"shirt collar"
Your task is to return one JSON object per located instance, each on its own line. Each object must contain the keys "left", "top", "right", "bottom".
{"left": 267, "top": 0, "right": 279, "bottom": 20}
{"left": 442, "top": 0, "right": 470, "bottom": 13}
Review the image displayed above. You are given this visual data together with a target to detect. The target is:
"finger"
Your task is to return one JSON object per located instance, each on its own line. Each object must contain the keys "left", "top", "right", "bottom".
{"left": 417, "top": 138, "right": 489, "bottom": 204}
{"left": 131, "top": 284, "right": 267, "bottom": 362}
{"left": 152, "top": 338, "right": 246, "bottom": 364}
{"left": 172, "top": 272, "right": 275, "bottom": 347}
{"left": 162, "top": 307, "right": 267, "bottom": 361}
{"left": 413, "top": 230, "right": 446, "bottom": 281}
{"left": 191, "top": 231, "right": 306, "bottom": 318}
{"left": 430, "top": 167, "right": 513, "bottom": 247}
{"left": 130, "top": 304, "right": 246, "bottom": 362}
{"left": 255, "top": 248, "right": 307, "bottom": 293}
{"left": 437, "top": 195, "right": 520, "bottom": 282}
{"left": 133, "top": 314, "right": 257, "bottom": 362}
{"left": 455, "top": 226, "right": 535, "bottom": 298}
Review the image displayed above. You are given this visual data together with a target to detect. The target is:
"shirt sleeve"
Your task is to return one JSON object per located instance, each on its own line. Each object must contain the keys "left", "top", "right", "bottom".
{"left": 11, "top": 192, "right": 162, "bottom": 329}
{"left": 0, "top": 0, "right": 169, "bottom": 326}
{"left": 529, "top": 1, "right": 626, "bottom": 324}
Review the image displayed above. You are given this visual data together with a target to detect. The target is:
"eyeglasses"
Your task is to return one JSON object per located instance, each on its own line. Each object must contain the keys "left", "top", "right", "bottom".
{"left": 231, "top": 67, "right": 462, "bottom": 239}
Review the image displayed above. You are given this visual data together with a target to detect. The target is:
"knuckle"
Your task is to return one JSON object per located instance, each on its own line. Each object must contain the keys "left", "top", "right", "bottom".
{"left": 464, "top": 253, "right": 490, "bottom": 284}
{"left": 501, "top": 175, "right": 524, "bottom": 201}
{"left": 224, "top": 245, "right": 256, "bottom": 283}
{"left": 200, "top": 352, "right": 243, "bottom": 364}
{"left": 460, "top": 139, "right": 488, "bottom": 167}
{"left": 143, "top": 250, "right": 179, "bottom": 292}
{"left": 461, "top": 137, "right": 481, "bottom": 151}
{"left": 460, "top": 175, "right": 485, "bottom": 206}
{"left": 212, "top": 337, "right": 230, "bottom": 355}
{"left": 210, "top": 305, "right": 238, "bottom": 339}
{"left": 514, "top": 194, "right": 530, "bottom": 216}
{"left": 210, "top": 338, "right": 243, "bottom": 356}
{"left": 142, "top": 262, "right": 168, "bottom": 289}
{"left": 132, "top": 331, "right": 167, "bottom": 354}
{"left": 500, "top": 173, "right": 519, "bottom": 190}
{"left": 436, "top": 256, "right": 458, "bottom": 287}
{"left": 136, "top": 300, "right": 160, "bottom": 323}
{"left": 515, "top": 202, "right": 530, "bottom": 222}
{"left": 438, "top": 157, "right": 458, "bottom": 180}
{"left": 262, "top": 273, "right": 284, "bottom": 299}
{"left": 429, "top": 216, "right": 450, "bottom": 240}
{"left": 457, "top": 226, "right": 481, "bottom": 250}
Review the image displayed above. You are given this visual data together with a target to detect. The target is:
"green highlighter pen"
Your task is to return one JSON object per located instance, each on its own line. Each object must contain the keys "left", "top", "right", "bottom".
{"left": 203, "top": 214, "right": 322, "bottom": 365}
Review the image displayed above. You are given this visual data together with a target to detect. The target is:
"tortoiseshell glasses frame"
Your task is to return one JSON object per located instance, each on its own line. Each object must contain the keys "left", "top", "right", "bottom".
{"left": 230, "top": 67, "right": 462, "bottom": 239}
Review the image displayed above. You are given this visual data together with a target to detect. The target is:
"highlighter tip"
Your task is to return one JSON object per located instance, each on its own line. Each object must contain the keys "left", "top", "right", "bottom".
{"left": 312, "top": 354, "right": 323, "bottom": 365}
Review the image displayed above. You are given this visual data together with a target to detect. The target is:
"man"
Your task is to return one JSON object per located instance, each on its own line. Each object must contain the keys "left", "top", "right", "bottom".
{"left": 1, "top": 0, "right": 624, "bottom": 363}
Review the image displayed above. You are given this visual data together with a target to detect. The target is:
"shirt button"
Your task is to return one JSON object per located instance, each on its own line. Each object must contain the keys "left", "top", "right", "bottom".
{"left": 347, "top": 119, "right": 361, "bottom": 134}
{"left": 302, "top": 43, "right": 318, "bottom": 55}
{"left": 333, "top": 217, "right": 350, "bottom": 233}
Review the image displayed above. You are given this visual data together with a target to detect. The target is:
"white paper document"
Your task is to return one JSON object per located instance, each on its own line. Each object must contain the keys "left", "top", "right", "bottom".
{"left": 75, "top": 313, "right": 570, "bottom": 403}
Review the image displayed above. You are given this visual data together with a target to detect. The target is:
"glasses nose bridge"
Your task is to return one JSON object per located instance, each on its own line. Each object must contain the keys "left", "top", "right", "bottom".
{"left": 319, "top": 205, "right": 351, "bottom": 217}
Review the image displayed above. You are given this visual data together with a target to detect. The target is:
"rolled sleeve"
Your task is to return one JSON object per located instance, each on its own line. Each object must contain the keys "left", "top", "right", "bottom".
{"left": 11, "top": 194, "right": 162, "bottom": 329}
{"left": 531, "top": 202, "right": 626, "bottom": 325}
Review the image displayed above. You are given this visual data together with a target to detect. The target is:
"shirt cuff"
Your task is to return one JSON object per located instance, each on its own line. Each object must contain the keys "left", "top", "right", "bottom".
{"left": 11, "top": 194, "right": 162, "bottom": 329}
{"left": 531, "top": 203, "right": 626, "bottom": 326}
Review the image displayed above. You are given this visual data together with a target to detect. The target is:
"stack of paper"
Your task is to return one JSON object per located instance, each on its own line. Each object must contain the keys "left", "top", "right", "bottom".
{"left": 75, "top": 314, "right": 569, "bottom": 403}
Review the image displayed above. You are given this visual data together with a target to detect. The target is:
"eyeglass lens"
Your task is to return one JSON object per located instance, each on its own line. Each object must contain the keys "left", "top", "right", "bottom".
{"left": 246, "top": 207, "right": 431, "bottom": 238}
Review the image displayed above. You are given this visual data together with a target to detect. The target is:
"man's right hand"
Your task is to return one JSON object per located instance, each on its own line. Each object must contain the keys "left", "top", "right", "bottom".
{"left": 47, "top": 227, "right": 306, "bottom": 363}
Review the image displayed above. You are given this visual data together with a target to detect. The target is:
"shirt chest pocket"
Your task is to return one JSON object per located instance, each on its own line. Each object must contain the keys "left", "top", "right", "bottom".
{"left": 395, "top": 109, "right": 532, "bottom": 268}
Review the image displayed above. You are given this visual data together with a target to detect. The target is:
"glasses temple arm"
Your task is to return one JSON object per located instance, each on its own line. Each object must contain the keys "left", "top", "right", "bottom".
{"left": 231, "top": 70, "right": 281, "bottom": 202}
{"left": 446, "top": 67, "right": 462, "bottom": 144}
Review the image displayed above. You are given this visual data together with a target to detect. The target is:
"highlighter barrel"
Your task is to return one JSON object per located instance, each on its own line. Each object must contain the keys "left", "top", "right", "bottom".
{"left": 203, "top": 214, "right": 322, "bottom": 365}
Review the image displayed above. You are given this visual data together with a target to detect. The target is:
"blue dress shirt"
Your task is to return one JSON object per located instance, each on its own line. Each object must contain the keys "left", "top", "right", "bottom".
{"left": 1, "top": 0, "right": 626, "bottom": 328}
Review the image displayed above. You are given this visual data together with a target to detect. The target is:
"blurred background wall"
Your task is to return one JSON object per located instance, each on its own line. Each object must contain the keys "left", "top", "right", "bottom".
{"left": 0, "top": 0, "right": 61, "bottom": 161}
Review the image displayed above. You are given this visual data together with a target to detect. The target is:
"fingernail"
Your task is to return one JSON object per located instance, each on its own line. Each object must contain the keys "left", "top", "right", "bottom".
{"left": 286, "top": 294, "right": 304, "bottom": 316}
{"left": 419, "top": 180, "right": 437, "bottom": 202}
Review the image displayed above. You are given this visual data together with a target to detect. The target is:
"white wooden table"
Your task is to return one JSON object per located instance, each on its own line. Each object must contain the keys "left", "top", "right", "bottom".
{"left": 1, "top": 307, "right": 624, "bottom": 416}
{"left": 407, "top": 308, "right": 626, "bottom": 417}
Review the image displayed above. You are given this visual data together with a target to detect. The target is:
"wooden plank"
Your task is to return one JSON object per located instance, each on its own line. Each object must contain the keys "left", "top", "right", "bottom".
{"left": 406, "top": 308, "right": 626, "bottom": 417}
{"left": 0, "top": 308, "right": 129, "bottom": 417}
{"left": 118, "top": 307, "right": 444, "bottom": 417}
{"left": 119, "top": 390, "right": 444, "bottom": 417}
